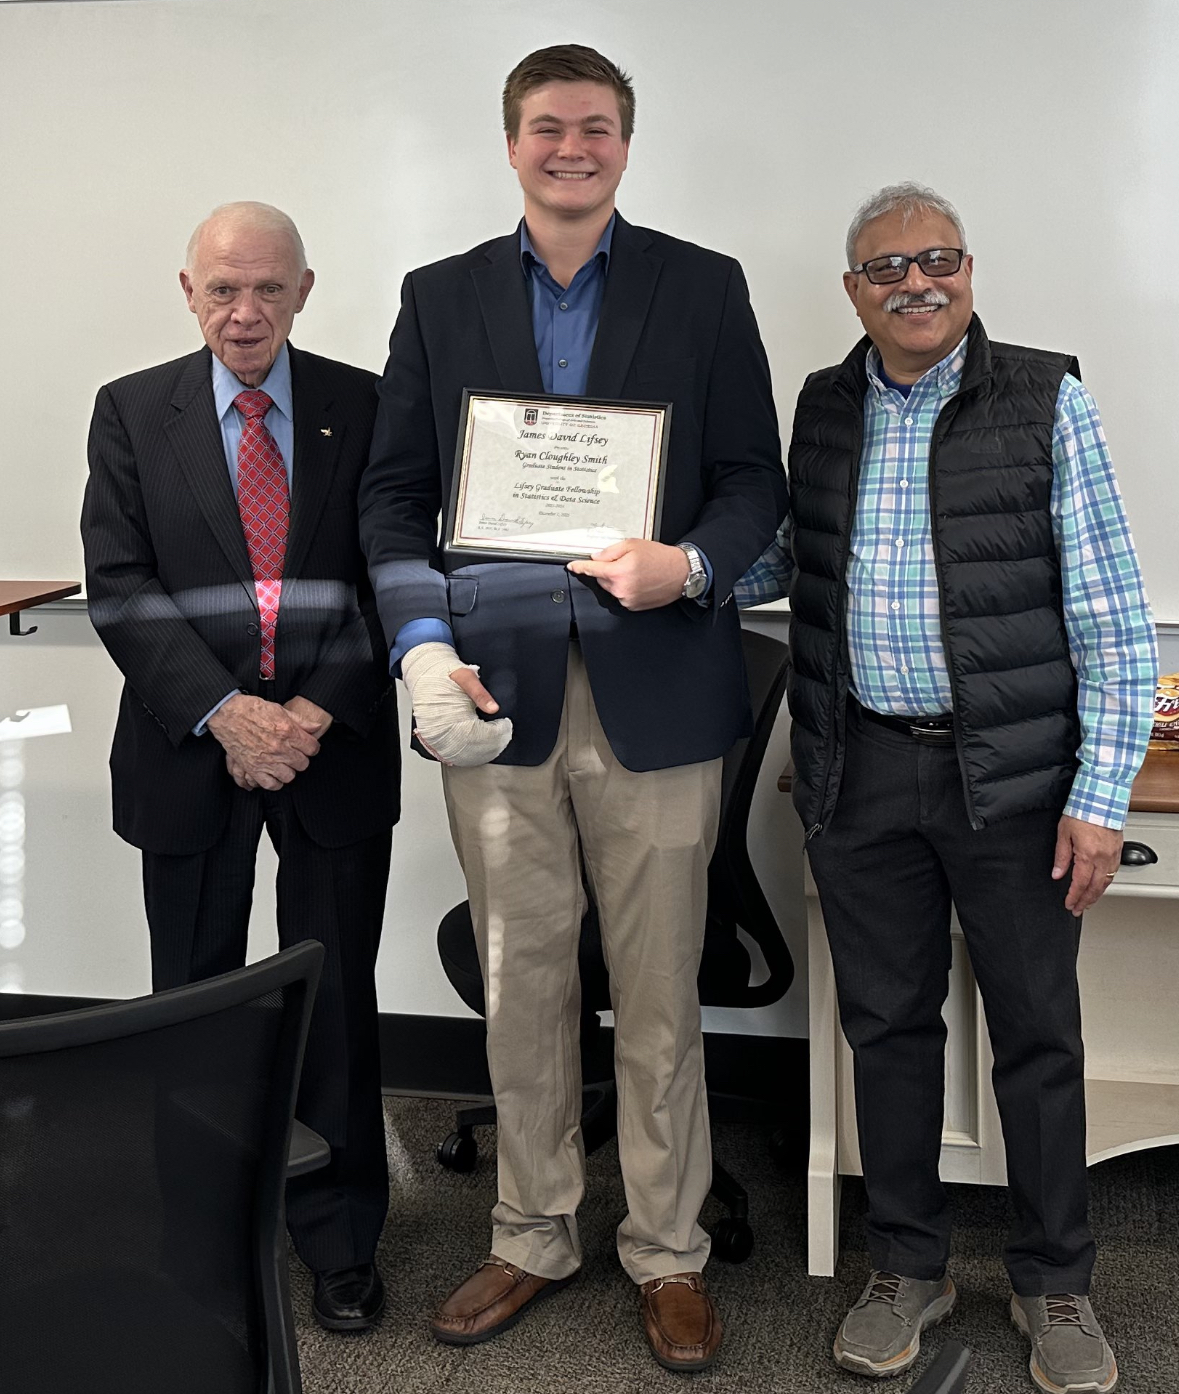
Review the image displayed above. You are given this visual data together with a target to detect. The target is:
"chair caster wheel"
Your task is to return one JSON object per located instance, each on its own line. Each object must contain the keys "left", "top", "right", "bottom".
{"left": 711, "top": 1216, "right": 754, "bottom": 1263}
{"left": 436, "top": 1130, "right": 477, "bottom": 1172}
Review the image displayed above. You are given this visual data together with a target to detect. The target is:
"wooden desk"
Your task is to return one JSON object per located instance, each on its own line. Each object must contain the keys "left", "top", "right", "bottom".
{"left": 790, "top": 749, "right": 1179, "bottom": 1275}
{"left": 0, "top": 581, "right": 82, "bottom": 637}
{"left": 1122, "top": 747, "right": 1179, "bottom": 815}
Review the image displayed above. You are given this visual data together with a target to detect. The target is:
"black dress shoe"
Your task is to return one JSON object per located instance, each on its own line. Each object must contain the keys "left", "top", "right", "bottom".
{"left": 312, "top": 1263, "right": 385, "bottom": 1332}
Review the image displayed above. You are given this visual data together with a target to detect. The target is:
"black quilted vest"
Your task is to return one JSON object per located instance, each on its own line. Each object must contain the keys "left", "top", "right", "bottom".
{"left": 788, "top": 315, "right": 1081, "bottom": 834}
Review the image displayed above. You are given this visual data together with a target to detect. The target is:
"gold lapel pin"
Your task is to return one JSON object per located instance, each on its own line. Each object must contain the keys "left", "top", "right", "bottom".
{"left": 320, "top": 427, "right": 332, "bottom": 437}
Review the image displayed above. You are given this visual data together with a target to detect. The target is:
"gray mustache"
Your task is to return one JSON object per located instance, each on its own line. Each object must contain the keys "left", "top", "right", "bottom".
{"left": 883, "top": 289, "right": 950, "bottom": 313}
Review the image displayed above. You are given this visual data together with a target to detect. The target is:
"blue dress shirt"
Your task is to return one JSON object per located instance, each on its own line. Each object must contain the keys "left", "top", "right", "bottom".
{"left": 521, "top": 216, "right": 613, "bottom": 395}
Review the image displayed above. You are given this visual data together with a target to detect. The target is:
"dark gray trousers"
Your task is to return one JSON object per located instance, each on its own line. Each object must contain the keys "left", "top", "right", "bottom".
{"left": 806, "top": 701, "right": 1095, "bottom": 1295}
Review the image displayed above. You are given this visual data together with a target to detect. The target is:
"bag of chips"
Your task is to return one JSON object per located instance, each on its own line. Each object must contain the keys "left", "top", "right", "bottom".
{"left": 1150, "top": 672, "right": 1179, "bottom": 750}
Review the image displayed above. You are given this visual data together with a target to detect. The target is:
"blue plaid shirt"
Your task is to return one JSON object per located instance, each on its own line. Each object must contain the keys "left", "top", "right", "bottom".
{"left": 737, "top": 336, "right": 1157, "bottom": 829}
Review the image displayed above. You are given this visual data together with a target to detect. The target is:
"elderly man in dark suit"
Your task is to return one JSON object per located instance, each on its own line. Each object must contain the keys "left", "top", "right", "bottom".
{"left": 82, "top": 202, "right": 398, "bottom": 1332}
{"left": 359, "top": 45, "right": 785, "bottom": 1372}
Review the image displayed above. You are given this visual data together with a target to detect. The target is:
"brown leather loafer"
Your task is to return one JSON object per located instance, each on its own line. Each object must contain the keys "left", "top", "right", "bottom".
{"left": 430, "top": 1255, "right": 578, "bottom": 1345}
{"left": 640, "top": 1272, "right": 723, "bottom": 1372}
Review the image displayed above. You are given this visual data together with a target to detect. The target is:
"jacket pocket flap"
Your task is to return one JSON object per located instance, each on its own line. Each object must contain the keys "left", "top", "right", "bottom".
{"left": 447, "top": 577, "right": 479, "bottom": 616}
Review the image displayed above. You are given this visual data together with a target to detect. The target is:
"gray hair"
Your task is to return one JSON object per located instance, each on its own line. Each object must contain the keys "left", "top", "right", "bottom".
{"left": 185, "top": 201, "right": 307, "bottom": 273}
{"left": 845, "top": 182, "right": 967, "bottom": 269}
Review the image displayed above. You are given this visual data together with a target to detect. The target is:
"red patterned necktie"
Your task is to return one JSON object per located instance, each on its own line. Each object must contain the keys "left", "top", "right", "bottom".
{"left": 234, "top": 389, "right": 289, "bottom": 680}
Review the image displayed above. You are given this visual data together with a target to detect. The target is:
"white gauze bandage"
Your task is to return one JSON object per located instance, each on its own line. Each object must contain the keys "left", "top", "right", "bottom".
{"left": 400, "top": 642, "right": 513, "bottom": 767}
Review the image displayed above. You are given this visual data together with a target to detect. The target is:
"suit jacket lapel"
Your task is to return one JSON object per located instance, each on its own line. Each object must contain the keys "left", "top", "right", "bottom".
{"left": 470, "top": 229, "right": 545, "bottom": 394}
{"left": 164, "top": 348, "right": 254, "bottom": 590}
{"left": 586, "top": 215, "right": 661, "bottom": 400}
{"left": 286, "top": 345, "right": 340, "bottom": 579}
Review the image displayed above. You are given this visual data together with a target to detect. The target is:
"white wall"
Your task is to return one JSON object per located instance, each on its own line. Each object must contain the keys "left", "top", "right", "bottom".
{"left": 2, "top": 0, "right": 1176, "bottom": 1035}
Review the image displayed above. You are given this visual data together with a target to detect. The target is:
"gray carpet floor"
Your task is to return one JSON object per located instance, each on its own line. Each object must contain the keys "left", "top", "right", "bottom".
{"left": 290, "top": 1097, "right": 1179, "bottom": 1393}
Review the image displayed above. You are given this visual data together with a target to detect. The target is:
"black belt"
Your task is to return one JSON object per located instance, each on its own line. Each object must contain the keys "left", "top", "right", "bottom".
{"left": 853, "top": 699, "right": 956, "bottom": 746}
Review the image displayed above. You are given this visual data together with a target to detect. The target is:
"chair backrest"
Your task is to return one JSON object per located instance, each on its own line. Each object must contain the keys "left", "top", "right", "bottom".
{"left": 701, "top": 626, "right": 793, "bottom": 1008}
{"left": 0, "top": 942, "right": 323, "bottom": 1394}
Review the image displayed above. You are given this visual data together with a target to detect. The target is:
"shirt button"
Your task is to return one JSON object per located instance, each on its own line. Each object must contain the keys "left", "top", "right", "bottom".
{"left": 904, "top": 417, "right": 915, "bottom": 426}
{"left": 247, "top": 623, "right": 259, "bottom": 636}
{"left": 551, "top": 590, "right": 565, "bottom": 603}
{"left": 901, "top": 665, "right": 909, "bottom": 674}
{"left": 891, "top": 601, "right": 901, "bottom": 611}
{"left": 558, "top": 358, "right": 568, "bottom": 369}
{"left": 895, "top": 538, "right": 905, "bottom": 548}
{"left": 559, "top": 302, "right": 569, "bottom": 311}
{"left": 899, "top": 479, "right": 909, "bottom": 489}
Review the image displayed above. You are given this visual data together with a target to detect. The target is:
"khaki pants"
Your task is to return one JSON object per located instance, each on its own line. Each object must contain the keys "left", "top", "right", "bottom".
{"left": 442, "top": 644, "right": 721, "bottom": 1284}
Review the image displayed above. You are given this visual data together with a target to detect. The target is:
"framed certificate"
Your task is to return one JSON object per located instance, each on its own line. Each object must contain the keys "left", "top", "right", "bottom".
{"left": 443, "top": 390, "right": 671, "bottom": 565}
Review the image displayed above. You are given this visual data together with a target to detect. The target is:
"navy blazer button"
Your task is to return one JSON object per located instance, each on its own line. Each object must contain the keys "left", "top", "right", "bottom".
{"left": 551, "top": 590, "right": 565, "bottom": 603}
{"left": 247, "top": 623, "right": 260, "bottom": 635}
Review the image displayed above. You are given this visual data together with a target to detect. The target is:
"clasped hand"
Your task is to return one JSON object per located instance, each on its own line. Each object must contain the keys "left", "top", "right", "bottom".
{"left": 207, "top": 693, "right": 332, "bottom": 791}
{"left": 566, "top": 539, "right": 690, "bottom": 610}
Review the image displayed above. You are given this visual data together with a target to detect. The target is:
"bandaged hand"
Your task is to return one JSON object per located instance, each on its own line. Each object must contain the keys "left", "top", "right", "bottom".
{"left": 400, "top": 642, "right": 513, "bottom": 767}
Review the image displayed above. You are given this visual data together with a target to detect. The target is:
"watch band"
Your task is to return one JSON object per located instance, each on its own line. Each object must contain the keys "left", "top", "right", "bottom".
{"left": 677, "top": 542, "right": 708, "bottom": 600}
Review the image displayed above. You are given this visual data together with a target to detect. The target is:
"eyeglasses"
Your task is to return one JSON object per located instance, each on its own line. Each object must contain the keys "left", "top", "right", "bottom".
{"left": 851, "top": 247, "right": 964, "bottom": 285}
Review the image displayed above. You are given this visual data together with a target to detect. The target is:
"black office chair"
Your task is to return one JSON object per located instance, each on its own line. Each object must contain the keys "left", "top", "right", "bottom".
{"left": 910, "top": 1341, "right": 972, "bottom": 1393}
{"left": 0, "top": 942, "right": 325, "bottom": 1394}
{"left": 436, "top": 627, "right": 793, "bottom": 1262}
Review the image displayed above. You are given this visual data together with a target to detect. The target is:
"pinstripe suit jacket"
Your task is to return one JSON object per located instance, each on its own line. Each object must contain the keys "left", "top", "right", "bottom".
{"left": 82, "top": 344, "right": 400, "bottom": 855}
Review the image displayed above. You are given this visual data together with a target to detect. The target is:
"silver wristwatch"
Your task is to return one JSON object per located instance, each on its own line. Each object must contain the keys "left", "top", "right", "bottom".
{"left": 677, "top": 542, "right": 708, "bottom": 600}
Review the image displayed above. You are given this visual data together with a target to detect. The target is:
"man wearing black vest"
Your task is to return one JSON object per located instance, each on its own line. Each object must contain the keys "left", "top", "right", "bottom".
{"left": 740, "top": 184, "right": 1155, "bottom": 1393}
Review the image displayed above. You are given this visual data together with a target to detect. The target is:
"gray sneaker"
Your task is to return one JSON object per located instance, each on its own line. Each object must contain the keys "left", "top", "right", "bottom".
{"left": 1011, "top": 1294, "right": 1118, "bottom": 1393}
{"left": 833, "top": 1271, "right": 957, "bottom": 1377}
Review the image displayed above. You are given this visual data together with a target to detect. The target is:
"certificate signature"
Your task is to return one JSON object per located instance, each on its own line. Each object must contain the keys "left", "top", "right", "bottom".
{"left": 477, "top": 512, "right": 533, "bottom": 535}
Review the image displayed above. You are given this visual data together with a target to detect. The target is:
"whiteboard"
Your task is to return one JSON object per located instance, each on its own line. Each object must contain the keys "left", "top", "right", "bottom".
{"left": 2, "top": 0, "right": 1176, "bottom": 617}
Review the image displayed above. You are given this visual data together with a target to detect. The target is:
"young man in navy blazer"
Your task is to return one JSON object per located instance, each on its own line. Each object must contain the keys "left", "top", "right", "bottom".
{"left": 360, "top": 46, "right": 785, "bottom": 1370}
